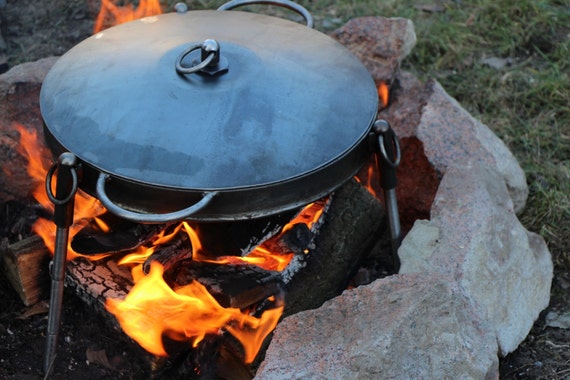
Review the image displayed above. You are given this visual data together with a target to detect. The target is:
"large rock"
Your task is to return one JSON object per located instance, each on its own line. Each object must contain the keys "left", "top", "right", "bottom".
{"left": 379, "top": 73, "right": 529, "bottom": 213}
{"left": 256, "top": 273, "right": 499, "bottom": 380}
{"left": 0, "top": 57, "right": 58, "bottom": 202}
{"left": 416, "top": 80, "right": 529, "bottom": 212}
{"left": 331, "top": 17, "right": 416, "bottom": 84}
{"left": 398, "top": 164, "right": 553, "bottom": 355}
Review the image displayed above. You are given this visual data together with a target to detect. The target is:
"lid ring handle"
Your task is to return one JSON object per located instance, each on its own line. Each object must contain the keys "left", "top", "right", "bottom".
{"left": 175, "top": 41, "right": 217, "bottom": 75}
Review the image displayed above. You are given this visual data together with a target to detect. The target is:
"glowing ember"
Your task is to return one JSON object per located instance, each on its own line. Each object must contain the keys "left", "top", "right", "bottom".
{"left": 378, "top": 81, "right": 389, "bottom": 108}
{"left": 94, "top": 0, "right": 162, "bottom": 33}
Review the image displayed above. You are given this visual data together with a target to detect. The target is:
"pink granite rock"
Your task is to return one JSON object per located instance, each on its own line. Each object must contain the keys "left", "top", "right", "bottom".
{"left": 330, "top": 16, "right": 416, "bottom": 85}
{"left": 256, "top": 273, "right": 499, "bottom": 380}
{"left": 398, "top": 164, "right": 553, "bottom": 355}
{"left": 0, "top": 57, "right": 57, "bottom": 202}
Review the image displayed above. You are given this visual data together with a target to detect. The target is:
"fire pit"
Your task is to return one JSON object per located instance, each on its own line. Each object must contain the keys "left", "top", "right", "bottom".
{"left": 0, "top": 1, "right": 553, "bottom": 379}
{"left": 36, "top": 1, "right": 403, "bottom": 376}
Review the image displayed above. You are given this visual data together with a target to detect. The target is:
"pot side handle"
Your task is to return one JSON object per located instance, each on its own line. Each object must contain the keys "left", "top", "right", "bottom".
{"left": 217, "top": 0, "right": 314, "bottom": 28}
{"left": 95, "top": 173, "right": 218, "bottom": 223}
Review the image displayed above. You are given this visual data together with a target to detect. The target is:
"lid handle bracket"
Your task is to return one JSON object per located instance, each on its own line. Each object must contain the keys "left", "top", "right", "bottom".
{"left": 175, "top": 39, "right": 229, "bottom": 76}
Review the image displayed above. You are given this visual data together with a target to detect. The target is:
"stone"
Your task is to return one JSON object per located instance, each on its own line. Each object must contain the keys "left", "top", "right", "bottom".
{"left": 379, "top": 73, "right": 529, "bottom": 213}
{"left": 255, "top": 273, "right": 499, "bottom": 380}
{"left": 398, "top": 164, "right": 553, "bottom": 355}
{"left": 0, "top": 56, "right": 58, "bottom": 96}
{"left": 545, "top": 311, "right": 570, "bottom": 329}
{"left": 416, "top": 80, "right": 529, "bottom": 212}
{"left": 330, "top": 17, "right": 416, "bottom": 85}
{"left": 0, "top": 57, "right": 58, "bottom": 202}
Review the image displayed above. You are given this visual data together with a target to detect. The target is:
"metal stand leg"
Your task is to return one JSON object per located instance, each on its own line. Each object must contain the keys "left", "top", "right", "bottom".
{"left": 373, "top": 120, "right": 402, "bottom": 270}
{"left": 43, "top": 153, "right": 78, "bottom": 375}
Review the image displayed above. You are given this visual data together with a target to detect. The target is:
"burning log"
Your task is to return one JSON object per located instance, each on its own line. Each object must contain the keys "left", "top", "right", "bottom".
{"left": 282, "top": 178, "right": 385, "bottom": 317}
{"left": 156, "top": 333, "right": 254, "bottom": 380}
{"left": 71, "top": 212, "right": 166, "bottom": 255}
{"left": 167, "top": 260, "right": 284, "bottom": 310}
{"left": 54, "top": 178, "right": 383, "bottom": 376}
{"left": 142, "top": 229, "right": 193, "bottom": 275}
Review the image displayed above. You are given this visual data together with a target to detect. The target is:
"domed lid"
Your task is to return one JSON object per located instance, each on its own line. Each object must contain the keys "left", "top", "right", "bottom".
{"left": 40, "top": 10, "right": 378, "bottom": 190}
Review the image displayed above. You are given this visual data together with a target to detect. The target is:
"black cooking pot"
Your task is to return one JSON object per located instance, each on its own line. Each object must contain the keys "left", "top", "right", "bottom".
{"left": 39, "top": 0, "right": 379, "bottom": 222}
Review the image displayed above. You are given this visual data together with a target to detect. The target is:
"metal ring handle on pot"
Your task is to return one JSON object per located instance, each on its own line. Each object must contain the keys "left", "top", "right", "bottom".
{"left": 218, "top": 0, "right": 314, "bottom": 28}
{"left": 175, "top": 41, "right": 216, "bottom": 75}
{"left": 45, "top": 160, "right": 78, "bottom": 206}
{"left": 95, "top": 173, "right": 218, "bottom": 223}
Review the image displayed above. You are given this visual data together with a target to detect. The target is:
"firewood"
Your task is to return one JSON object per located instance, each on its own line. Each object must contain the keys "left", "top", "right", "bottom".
{"left": 282, "top": 178, "right": 386, "bottom": 317}
{"left": 142, "top": 230, "right": 193, "bottom": 275}
{"left": 71, "top": 212, "right": 166, "bottom": 255}
{"left": 261, "top": 222, "right": 313, "bottom": 255}
{"left": 60, "top": 179, "right": 385, "bottom": 376}
{"left": 157, "top": 334, "right": 253, "bottom": 380}
{"left": 65, "top": 257, "right": 133, "bottom": 328}
{"left": 0, "top": 235, "right": 50, "bottom": 306}
{"left": 186, "top": 210, "right": 298, "bottom": 258}
{"left": 167, "top": 261, "right": 284, "bottom": 310}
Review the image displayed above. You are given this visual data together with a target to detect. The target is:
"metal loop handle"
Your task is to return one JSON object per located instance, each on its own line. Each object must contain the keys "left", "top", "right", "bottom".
{"left": 218, "top": 0, "right": 314, "bottom": 28}
{"left": 46, "top": 162, "right": 78, "bottom": 206}
{"left": 95, "top": 173, "right": 218, "bottom": 223}
{"left": 175, "top": 42, "right": 216, "bottom": 74}
{"left": 378, "top": 130, "right": 401, "bottom": 168}
{"left": 374, "top": 120, "right": 401, "bottom": 169}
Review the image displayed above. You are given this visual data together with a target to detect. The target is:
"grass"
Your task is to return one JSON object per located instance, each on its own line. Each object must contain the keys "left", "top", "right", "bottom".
{"left": 174, "top": 0, "right": 569, "bottom": 276}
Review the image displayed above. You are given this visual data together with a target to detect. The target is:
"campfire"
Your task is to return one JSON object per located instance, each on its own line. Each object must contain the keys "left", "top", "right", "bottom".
{"left": 0, "top": 1, "right": 555, "bottom": 378}
{"left": 16, "top": 119, "right": 391, "bottom": 376}
{"left": 5, "top": 1, "right": 401, "bottom": 378}
{"left": 17, "top": 121, "right": 319, "bottom": 360}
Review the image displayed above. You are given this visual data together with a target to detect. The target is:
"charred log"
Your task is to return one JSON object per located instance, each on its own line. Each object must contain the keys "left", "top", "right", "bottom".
{"left": 143, "top": 229, "right": 193, "bottom": 274}
{"left": 186, "top": 210, "right": 298, "bottom": 258}
{"left": 167, "top": 261, "right": 284, "bottom": 310}
{"left": 261, "top": 222, "right": 313, "bottom": 255}
{"left": 157, "top": 334, "right": 253, "bottom": 380}
{"left": 71, "top": 212, "right": 166, "bottom": 255}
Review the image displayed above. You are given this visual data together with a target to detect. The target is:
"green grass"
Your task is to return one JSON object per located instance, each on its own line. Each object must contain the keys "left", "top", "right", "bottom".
{"left": 168, "top": 0, "right": 569, "bottom": 289}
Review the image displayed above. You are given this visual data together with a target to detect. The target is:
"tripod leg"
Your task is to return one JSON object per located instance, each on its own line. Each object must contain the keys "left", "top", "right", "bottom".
{"left": 43, "top": 153, "right": 78, "bottom": 375}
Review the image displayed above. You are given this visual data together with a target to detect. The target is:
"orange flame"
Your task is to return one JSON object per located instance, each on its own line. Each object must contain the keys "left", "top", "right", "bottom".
{"left": 378, "top": 82, "right": 389, "bottom": 108}
{"left": 16, "top": 123, "right": 296, "bottom": 361}
{"left": 94, "top": 0, "right": 162, "bottom": 33}
{"left": 106, "top": 262, "right": 283, "bottom": 362}
{"left": 14, "top": 124, "right": 108, "bottom": 260}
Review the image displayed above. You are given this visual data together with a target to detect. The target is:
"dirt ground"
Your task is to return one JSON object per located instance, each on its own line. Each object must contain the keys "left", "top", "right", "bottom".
{"left": 0, "top": 0, "right": 569, "bottom": 379}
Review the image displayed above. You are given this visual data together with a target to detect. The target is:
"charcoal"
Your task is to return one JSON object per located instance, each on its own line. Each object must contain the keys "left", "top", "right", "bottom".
{"left": 71, "top": 212, "right": 166, "bottom": 254}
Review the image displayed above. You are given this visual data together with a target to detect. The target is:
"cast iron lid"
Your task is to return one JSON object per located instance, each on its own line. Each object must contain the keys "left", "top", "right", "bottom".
{"left": 40, "top": 10, "right": 378, "bottom": 191}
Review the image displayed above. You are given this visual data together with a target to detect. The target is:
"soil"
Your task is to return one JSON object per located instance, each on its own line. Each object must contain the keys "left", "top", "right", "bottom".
{"left": 1, "top": 1, "right": 569, "bottom": 379}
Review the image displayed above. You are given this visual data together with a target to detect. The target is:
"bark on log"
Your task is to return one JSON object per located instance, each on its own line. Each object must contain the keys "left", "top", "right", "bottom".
{"left": 282, "top": 178, "right": 385, "bottom": 317}
{"left": 65, "top": 257, "right": 133, "bottom": 329}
